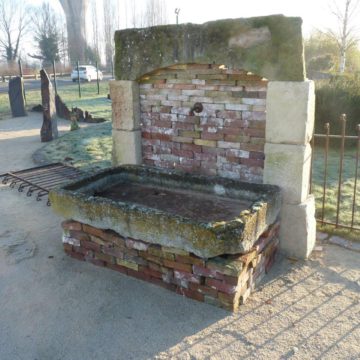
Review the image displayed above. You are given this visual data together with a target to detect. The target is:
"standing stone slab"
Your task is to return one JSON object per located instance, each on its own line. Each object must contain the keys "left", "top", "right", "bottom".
{"left": 40, "top": 69, "right": 58, "bottom": 142}
{"left": 8, "top": 77, "right": 27, "bottom": 117}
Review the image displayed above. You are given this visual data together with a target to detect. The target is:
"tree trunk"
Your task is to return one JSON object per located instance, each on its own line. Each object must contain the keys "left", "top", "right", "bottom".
{"left": 59, "top": 0, "right": 89, "bottom": 63}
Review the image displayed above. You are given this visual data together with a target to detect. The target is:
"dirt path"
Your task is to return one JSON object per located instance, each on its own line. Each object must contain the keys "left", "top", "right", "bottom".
{"left": 0, "top": 113, "right": 72, "bottom": 172}
{"left": 0, "top": 115, "right": 359, "bottom": 360}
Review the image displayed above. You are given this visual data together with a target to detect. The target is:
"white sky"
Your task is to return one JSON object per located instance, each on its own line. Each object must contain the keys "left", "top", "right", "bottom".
{"left": 42, "top": 0, "right": 348, "bottom": 36}
{"left": 146, "top": 0, "right": 334, "bottom": 35}
{"left": 25, "top": 0, "right": 358, "bottom": 66}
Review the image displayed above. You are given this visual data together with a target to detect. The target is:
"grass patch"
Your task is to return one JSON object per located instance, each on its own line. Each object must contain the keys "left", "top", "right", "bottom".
{"left": 34, "top": 122, "right": 112, "bottom": 172}
{"left": 0, "top": 81, "right": 110, "bottom": 120}
{"left": 312, "top": 146, "right": 360, "bottom": 240}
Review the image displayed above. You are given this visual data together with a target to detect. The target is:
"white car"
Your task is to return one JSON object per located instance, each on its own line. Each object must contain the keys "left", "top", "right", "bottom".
{"left": 71, "top": 65, "right": 103, "bottom": 82}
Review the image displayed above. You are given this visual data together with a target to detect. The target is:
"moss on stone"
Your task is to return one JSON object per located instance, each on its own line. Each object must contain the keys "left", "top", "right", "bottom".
{"left": 114, "top": 15, "right": 304, "bottom": 81}
{"left": 50, "top": 165, "right": 281, "bottom": 258}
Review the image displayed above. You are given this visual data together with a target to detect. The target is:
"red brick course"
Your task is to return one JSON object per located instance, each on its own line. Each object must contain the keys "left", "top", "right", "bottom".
{"left": 139, "top": 64, "right": 267, "bottom": 183}
{"left": 61, "top": 219, "right": 279, "bottom": 312}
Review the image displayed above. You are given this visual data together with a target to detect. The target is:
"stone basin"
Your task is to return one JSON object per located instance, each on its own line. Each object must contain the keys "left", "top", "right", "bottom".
{"left": 49, "top": 165, "right": 281, "bottom": 258}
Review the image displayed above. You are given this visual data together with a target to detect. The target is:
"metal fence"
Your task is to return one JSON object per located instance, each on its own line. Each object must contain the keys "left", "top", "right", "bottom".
{"left": 1, "top": 59, "right": 112, "bottom": 100}
{"left": 310, "top": 114, "right": 360, "bottom": 231}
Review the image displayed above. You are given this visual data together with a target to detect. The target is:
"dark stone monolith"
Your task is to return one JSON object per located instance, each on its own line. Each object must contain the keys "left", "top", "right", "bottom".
{"left": 55, "top": 94, "right": 71, "bottom": 120}
{"left": 8, "top": 77, "right": 27, "bottom": 117}
{"left": 40, "top": 69, "right": 58, "bottom": 142}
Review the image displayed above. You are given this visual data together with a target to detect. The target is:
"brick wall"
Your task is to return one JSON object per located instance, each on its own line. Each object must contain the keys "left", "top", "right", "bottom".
{"left": 62, "top": 219, "right": 279, "bottom": 311}
{"left": 139, "top": 64, "right": 267, "bottom": 183}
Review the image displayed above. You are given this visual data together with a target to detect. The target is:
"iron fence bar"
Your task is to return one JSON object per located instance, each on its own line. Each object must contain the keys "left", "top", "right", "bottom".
{"left": 52, "top": 60, "right": 58, "bottom": 95}
{"left": 4, "top": 173, "right": 49, "bottom": 192}
{"left": 77, "top": 61, "right": 81, "bottom": 98}
{"left": 17, "top": 168, "right": 80, "bottom": 182}
{"left": 310, "top": 134, "right": 315, "bottom": 193}
{"left": 96, "top": 61, "right": 100, "bottom": 95}
{"left": 335, "top": 114, "right": 347, "bottom": 227}
{"left": 315, "top": 218, "right": 360, "bottom": 231}
{"left": 29, "top": 177, "right": 72, "bottom": 187}
{"left": 321, "top": 123, "right": 330, "bottom": 225}
{"left": 351, "top": 124, "right": 360, "bottom": 229}
{"left": 9, "top": 170, "right": 79, "bottom": 184}
{"left": 10, "top": 164, "right": 81, "bottom": 175}
{"left": 313, "top": 134, "right": 358, "bottom": 140}
{"left": 18, "top": 58, "right": 26, "bottom": 103}
{"left": 6, "top": 163, "right": 66, "bottom": 176}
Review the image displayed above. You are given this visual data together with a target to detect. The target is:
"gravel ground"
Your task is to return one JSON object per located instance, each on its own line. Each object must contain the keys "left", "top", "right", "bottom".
{"left": 0, "top": 114, "right": 359, "bottom": 360}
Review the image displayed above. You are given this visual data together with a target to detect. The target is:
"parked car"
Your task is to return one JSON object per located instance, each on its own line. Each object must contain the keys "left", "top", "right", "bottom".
{"left": 71, "top": 65, "right": 103, "bottom": 82}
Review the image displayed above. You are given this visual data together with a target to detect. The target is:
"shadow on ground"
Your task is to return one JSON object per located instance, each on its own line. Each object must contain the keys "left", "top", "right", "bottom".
{"left": 0, "top": 114, "right": 359, "bottom": 360}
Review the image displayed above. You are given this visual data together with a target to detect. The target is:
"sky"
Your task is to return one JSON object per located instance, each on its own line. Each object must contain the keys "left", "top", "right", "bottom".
{"left": 25, "top": 0, "right": 358, "bottom": 66}
{"left": 135, "top": 0, "right": 335, "bottom": 35}
{"left": 44, "top": 0, "right": 345, "bottom": 36}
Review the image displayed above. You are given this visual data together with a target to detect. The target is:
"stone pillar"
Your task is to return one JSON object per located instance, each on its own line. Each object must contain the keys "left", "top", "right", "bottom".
{"left": 40, "top": 69, "right": 58, "bottom": 142}
{"left": 8, "top": 77, "right": 27, "bottom": 117}
{"left": 110, "top": 80, "right": 142, "bottom": 166}
{"left": 263, "top": 81, "right": 316, "bottom": 259}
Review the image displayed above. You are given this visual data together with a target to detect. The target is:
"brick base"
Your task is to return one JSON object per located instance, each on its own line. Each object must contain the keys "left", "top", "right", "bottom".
{"left": 61, "top": 220, "right": 279, "bottom": 311}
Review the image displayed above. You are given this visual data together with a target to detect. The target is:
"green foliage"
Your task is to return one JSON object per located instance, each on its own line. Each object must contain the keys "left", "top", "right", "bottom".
{"left": 315, "top": 74, "right": 360, "bottom": 135}
{"left": 305, "top": 31, "right": 338, "bottom": 73}
{"left": 84, "top": 46, "right": 101, "bottom": 65}
{"left": 31, "top": 2, "right": 61, "bottom": 66}
{"left": 37, "top": 34, "right": 60, "bottom": 66}
{"left": 305, "top": 30, "right": 360, "bottom": 74}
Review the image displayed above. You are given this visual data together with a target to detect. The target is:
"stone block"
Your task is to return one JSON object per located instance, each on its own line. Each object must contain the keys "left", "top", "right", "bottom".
{"left": 266, "top": 81, "right": 315, "bottom": 145}
{"left": 263, "top": 143, "right": 311, "bottom": 204}
{"left": 115, "top": 16, "right": 305, "bottom": 81}
{"left": 112, "top": 129, "right": 142, "bottom": 165}
{"left": 279, "top": 195, "right": 316, "bottom": 259}
{"left": 8, "top": 77, "right": 27, "bottom": 117}
{"left": 110, "top": 80, "right": 140, "bottom": 131}
{"left": 40, "top": 69, "right": 58, "bottom": 142}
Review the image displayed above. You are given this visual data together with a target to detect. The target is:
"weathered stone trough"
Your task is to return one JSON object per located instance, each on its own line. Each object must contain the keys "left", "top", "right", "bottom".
{"left": 50, "top": 165, "right": 281, "bottom": 311}
{"left": 50, "top": 165, "right": 281, "bottom": 258}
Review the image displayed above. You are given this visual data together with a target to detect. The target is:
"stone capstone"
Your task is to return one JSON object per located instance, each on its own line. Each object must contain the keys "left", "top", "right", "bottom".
{"left": 114, "top": 15, "right": 305, "bottom": 81}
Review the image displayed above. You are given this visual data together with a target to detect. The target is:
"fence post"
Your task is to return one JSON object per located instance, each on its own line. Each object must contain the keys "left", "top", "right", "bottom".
{"left": 52, "top": 60, "right": 58, "bottom": 95}
{"left": 335, "top": 114, "right": 347, "bottom": 227}
{"left": 96, "top": 61, "right": 100, "bottom": 95}
{"left": 77, "top": 60, "right": 81, "bottom": 98}
{"left": 18, "top": 59, "right": 26, "bottom": 103}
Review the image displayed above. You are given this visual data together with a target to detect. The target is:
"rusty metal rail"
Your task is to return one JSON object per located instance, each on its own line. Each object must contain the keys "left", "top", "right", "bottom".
{"left": 311, "top": 114, "right": 360, "bottom": 231}
{"left": 0, "top": 163, "right": 84, "bottom": 206}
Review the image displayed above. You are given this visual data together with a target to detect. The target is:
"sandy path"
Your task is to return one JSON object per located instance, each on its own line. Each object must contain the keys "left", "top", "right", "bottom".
{"left": 0, "top": 115, "right": 359, "bottom": 360}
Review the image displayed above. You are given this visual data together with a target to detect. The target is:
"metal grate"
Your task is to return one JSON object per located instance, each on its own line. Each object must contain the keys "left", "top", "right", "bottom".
{"left": 0, "top": 163, "right": 85, "bottom": 206}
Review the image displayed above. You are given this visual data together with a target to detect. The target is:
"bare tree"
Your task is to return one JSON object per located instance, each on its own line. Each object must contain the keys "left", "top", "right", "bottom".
{"left": 59, "top": 0, "right": 89, "bottom": 63}
{"left": 91, "top": 0, "right": 100, "bottom": 61}
{"left": 0, "top": 0, "right": 29, "bottom": 64}
{"left": 58, "top": 23, "right": 68, "bottom": 68}
{"left": 327, "top": 0, "right": 360, "bottom": 73}
{"left": 125, "top": 0, "right": 167, "bottom": 29}
{"left": 103, "top": 0, "right": 119, "bottom": 69}
{"left": 145, "top": 0, "right": 168, "bottom": 27}
{"left": 29, "top": 2, "right": 62, "bottom": 66}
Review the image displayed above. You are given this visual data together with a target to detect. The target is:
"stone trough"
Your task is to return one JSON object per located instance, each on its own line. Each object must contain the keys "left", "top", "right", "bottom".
{"left": 50, "top": 165, "right": 281, "bottom": 258}
{"left": 50, "top": 165, "right": 281, "bottom": 311}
